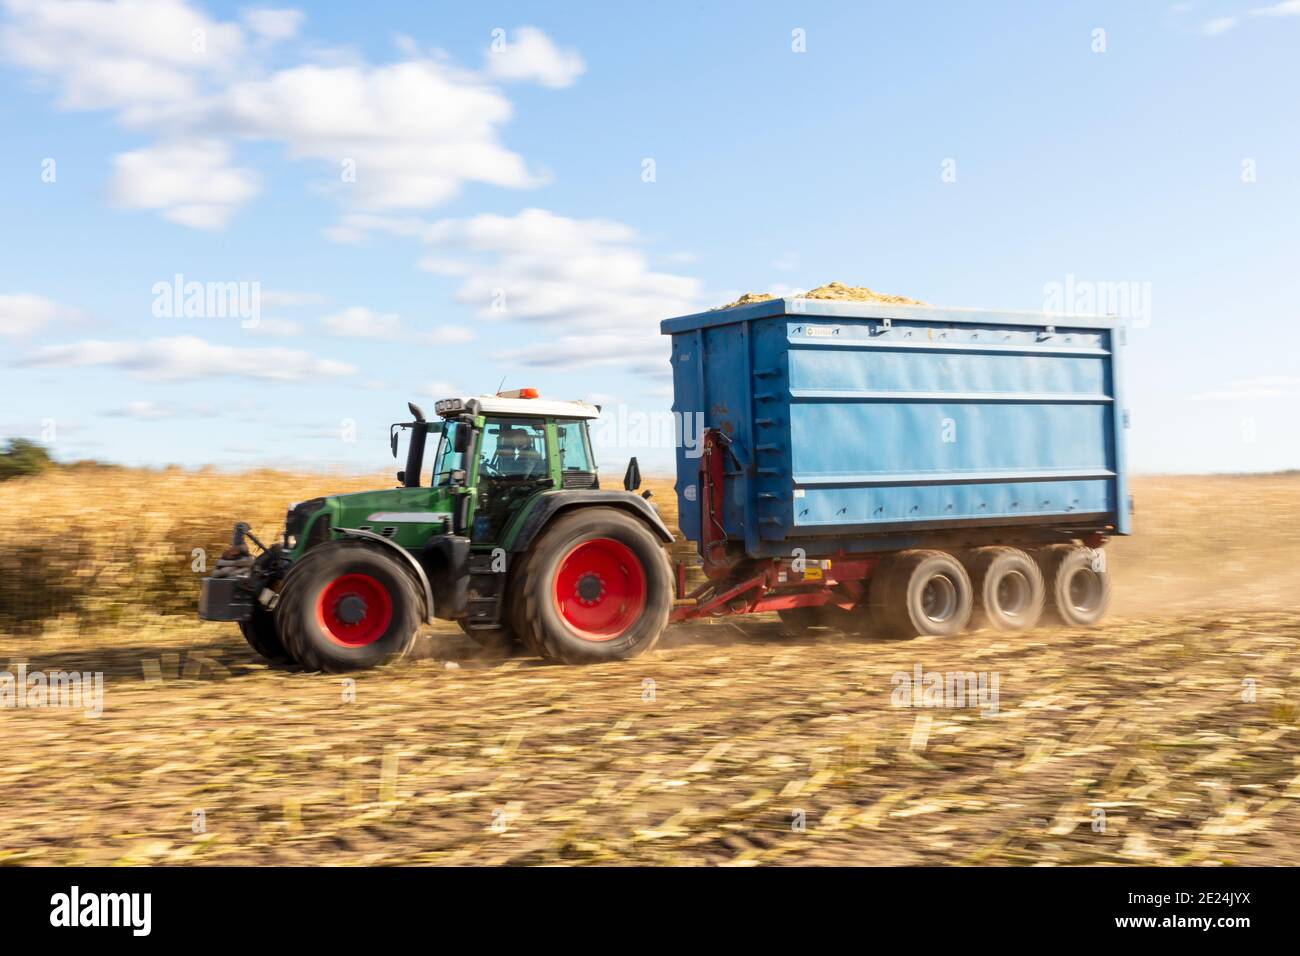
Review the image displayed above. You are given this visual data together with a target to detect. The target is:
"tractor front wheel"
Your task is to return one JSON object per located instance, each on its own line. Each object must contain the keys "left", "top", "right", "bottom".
{"left": 239, "top": 605, "right": 291, "bottom": 662}
{"left": 277, "top": 540, "right": 422, "bottom": 671}
{"left": 514, "top": 508, "right": 671, "bottom": 664}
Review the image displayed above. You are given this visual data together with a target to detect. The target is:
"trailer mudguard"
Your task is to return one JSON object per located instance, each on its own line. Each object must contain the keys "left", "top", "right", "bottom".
{"left": 505, "top": 490, "right": 674, "bottom": 552}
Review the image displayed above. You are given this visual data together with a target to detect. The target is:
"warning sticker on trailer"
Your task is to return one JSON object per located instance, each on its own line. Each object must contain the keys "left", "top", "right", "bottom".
{"left": 804, "top": 326, "right": 838, "bottom": 337}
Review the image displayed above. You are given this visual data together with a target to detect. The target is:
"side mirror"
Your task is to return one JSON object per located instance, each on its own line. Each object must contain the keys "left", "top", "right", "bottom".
{"left": 454, "top": 426, "right": 472, "bottom": 454}
{"left": 623, "top": 456, "right": 641, "bottom": 492}
{"left": 390, "top": 428, "right": 400, "bottom": 458}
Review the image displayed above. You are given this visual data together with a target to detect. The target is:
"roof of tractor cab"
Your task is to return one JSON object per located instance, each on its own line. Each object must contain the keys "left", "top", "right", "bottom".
{"left": 435, "top": 395, "right": 601, "bottom": 420}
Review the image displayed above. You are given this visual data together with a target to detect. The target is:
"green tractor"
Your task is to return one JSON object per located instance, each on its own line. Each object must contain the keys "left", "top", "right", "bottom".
{"left": 199, "top": 391, "right": 674, "bottom": 669}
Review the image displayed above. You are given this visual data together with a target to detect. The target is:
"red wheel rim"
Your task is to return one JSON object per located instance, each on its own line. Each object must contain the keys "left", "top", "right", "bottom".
{"left": 553, "top": 538, "right": 647, "bottom": 641}
{"left": 315, "top": 573, "right": 393, "bottom": 646}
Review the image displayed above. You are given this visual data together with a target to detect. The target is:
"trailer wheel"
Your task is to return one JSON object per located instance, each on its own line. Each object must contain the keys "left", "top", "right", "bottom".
{"left": 1038, "top": 544, "right": 1111, "bottom": 627}
{"left": 277, "top": 539, "right": 422, "bottom": 671}
{"left": 967, "top": 546, "right": 1045, "bottom": 631}
{"left": 516, "top": 507, "right": 671, "bottom": 664}
{"left": 239, "top": 606, "right": 292, "bottom": 662}
{"left": 871, "top": 549, "right": 973, "bottom": 638}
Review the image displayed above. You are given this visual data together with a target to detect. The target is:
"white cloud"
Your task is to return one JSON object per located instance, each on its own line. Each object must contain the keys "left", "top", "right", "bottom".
{"left": 17, "top": 335, "right": 354, "bottom": 381}
{"left": 0, "top": 292, "right": 77, "bottom": 337}
{"left": 109, "top": 140, "right": 258, "bottom": 229}
{"left": 1252, "top": 0, "right": 1300, "bottom": 15}
{"left": 208, "top": 60, "right": 542, "bottom": 208}
{"left": 1191, "top": 376, "right": 1300, "bottom": 400}
{"left": 327, "top": 208, "right": 706, "bottom": 373}
{"left": 499, "top": 333, "right": 671, "bottom": 378}
{"left": 246, "top": 317, "right": 304, "bottom": 337}
{"left": 322, "top": 306, "right": 474, "bottom": 344}
{"left": 420, "top": 380, "right": 461, "bottom": 398}
{"left": 0, "top": 0, "right": 244, "bottom": 111}
{"left": 484, "top": 26, "right": 585, "bottom": 88}
{"left": 260, "top": 289, "right": 328, "bottom": 307}
{"left": 1, "top": 2, "right": 579, "bottom": 224}
{"left": 241, "top": 7, "right": 303, "bottom": 40}
{"left": 1201, "top": 15, "right": 1239, "bottom": 33}
{"left": 105, "top": 400, "right": 177, "bottom": 419}
{"left": 323, "top": 305, "right": 403, "bottom": 338}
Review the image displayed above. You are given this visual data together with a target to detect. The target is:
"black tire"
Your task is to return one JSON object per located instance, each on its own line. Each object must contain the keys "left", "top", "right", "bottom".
{"left": 1038, "top": 544, "right": 1112, "bottom": 627}
{"left": 277, "top": 540, "right": 422, "bottom": 672}
{"left": 514, "top": 507, "right": 671, "bottom": 664}
{"left": 967, "top": 546, "right": 1045, "bottom": 631}
{"left": 456, "top": 619, "right": 519, "bottom": 657}
{"left": 239, "top": 605, "right": 292, "bottom": 662}
{"left": 870, "top": 549, "right": 973, "bottom": 638}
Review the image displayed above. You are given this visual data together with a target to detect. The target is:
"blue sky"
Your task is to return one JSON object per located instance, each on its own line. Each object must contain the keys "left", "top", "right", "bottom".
{"left": 1, "top": 0, "right": 1297, "bottom": 474}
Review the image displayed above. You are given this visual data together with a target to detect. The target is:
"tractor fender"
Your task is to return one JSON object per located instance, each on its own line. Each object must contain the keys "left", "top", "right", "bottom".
{"left": 507, "top": 491, "right": 674, "bottom": 553}
{"left": 334, "top": 527, "right": 436, "bottom": 623}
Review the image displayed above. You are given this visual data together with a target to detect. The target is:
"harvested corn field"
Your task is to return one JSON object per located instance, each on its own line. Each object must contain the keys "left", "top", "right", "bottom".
{"left": 1, "top": 471, "right": 1298, "bottom": 865}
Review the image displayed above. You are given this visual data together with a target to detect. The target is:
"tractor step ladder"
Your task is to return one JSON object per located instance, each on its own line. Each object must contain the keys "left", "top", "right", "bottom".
{"left": 463, "top": 550, "right": 506, "bottom": 628}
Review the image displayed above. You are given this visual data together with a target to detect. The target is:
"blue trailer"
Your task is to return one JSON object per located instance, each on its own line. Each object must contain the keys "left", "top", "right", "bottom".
{"left": 660, "top": 297, "right": 1129, "bottom": 636}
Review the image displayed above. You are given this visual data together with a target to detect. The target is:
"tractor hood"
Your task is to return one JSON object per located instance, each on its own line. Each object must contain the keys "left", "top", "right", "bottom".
{"left": 327, "top": 486, "right": 455, "bottom": 530}
{"left": 285, "top": 486, "right": 456, "bottom": 558}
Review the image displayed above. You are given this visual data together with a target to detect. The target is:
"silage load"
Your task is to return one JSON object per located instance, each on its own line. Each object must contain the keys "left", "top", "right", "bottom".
{"left": 714, "top": 280, "right": 925, "bottom": 310}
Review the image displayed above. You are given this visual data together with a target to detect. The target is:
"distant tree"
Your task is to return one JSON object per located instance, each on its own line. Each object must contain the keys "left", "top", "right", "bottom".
{"left": 0, "top": 439, "right": 53, "bottom": 481}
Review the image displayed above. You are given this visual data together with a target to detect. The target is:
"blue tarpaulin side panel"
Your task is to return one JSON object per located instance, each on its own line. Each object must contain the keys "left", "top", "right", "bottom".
{"left": 662, "top": 299, "right": 1128, "bottom": 558}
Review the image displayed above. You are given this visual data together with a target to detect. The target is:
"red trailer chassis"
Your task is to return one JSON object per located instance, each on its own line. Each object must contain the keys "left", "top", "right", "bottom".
{"left": 667, "top": 428, "right": 883, "bottom": 623}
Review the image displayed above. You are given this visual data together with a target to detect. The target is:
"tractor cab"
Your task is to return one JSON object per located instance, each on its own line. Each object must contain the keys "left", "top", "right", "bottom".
{"left": 426, "top": 390, "right": 603, "bottom": 544}
{"left": 382, "top": 390, "right": 600, "bottom": 540}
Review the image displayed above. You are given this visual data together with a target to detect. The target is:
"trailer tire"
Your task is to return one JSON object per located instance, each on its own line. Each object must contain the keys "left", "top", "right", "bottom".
{"left": 515, "top": 507, "right": 671, "bottom": 664}
{"left": 871, "top": 549, "right": 973, "bottom": 638}
{"left": 277, "top": 539, "right": 421, "bottom": 672}
{"left": 239, "top": 606, "right": 292, "bottom": 662}
{"left": 1038, "top": 544, "right": 1111, "bottom": 627}
{"left": 967, "top": 546, "right": 1045, "bottom": 631}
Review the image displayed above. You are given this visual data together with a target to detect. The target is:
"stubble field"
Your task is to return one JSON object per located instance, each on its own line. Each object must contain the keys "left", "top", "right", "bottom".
{"left": 1, "top": 469, "right": 1297, "bottom": 865}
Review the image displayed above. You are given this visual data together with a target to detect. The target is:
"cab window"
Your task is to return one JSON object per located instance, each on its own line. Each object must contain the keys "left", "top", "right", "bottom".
{"left": 430, "top": 421, "right": 464, "bottom": 486}
{"left": 556, "top": 419, "right": 594, "bottom": 473}
{"left": 479, "top": 418, "right": 548, "bottom": 480}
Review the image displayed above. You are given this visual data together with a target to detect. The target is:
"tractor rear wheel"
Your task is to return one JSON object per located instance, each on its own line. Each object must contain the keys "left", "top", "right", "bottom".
{"left": 967, "top": 546, "right": 1045, "bottom": 631}
{"left": 1038, "top": 544, "right": 1112, "bottom": 627}
{"left": 870, "top": 549, "right": 973, "bottom": 638}
{"left": 239, "top": 605, "right": 291, "bottom": 662}
{"left": 277, "top": 540, "right": 422, "bottom": 672}
{"left": 514, "top": 508, "right": 671, "bottom": 664}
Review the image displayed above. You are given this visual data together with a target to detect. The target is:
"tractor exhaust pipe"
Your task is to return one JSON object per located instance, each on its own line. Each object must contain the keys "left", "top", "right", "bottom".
{"left": 404, "top": 402, "right": 428, "bottom": 487}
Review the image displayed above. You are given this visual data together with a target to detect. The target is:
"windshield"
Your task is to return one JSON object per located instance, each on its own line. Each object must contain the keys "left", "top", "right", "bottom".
{"left": 430, "top": 421, "right": 464, "bottom": 486}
